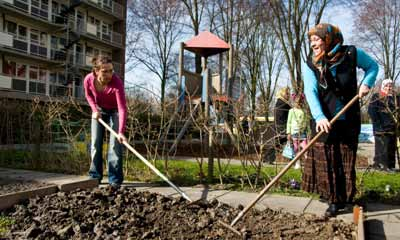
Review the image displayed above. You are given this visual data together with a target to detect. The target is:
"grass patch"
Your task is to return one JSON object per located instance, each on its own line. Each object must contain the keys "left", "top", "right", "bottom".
{"left": 356, "top": 170, "right": 400, "bottom": 204}
{"left": 1, "top": 150, "right": 400, "bottom": 204}
{"left": 0, "top": 215, "right": 14, "bottom": 237}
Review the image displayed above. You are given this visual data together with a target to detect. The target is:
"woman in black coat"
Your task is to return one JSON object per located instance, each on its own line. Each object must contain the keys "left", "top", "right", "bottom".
{"left": 368, "top": 79, "right": 399, "bottom": 170}
{"left": 274, "top": 87, "right": 291, "bottom": 149}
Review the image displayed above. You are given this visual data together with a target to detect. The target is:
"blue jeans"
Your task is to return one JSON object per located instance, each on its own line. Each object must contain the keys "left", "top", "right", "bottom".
{"left": 88, "top": 109, "right": 123, "bottom": 185}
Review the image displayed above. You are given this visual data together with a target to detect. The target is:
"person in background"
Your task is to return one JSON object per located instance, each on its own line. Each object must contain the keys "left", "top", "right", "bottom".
{"left": 286, "top": 93, "right": 310, "bottom": 169}
{"left": 302, "top": 23, "right": 378, "bottom": 217}
{"left": 84, "top": 55, "right": 127, "bottom": 189}
{"left": 368, "top": 79, "right": 399, "bottom": 171}
{"left": 274, "top": 87, "right": 291, "bottom": 147}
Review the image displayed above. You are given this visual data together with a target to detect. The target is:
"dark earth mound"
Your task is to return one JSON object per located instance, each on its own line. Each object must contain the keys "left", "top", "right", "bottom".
{"left": 0, "top": 178, "right": 54, "bottom": 196}
{"left": 3, "top": 187, "right": 355, "bottom": 239}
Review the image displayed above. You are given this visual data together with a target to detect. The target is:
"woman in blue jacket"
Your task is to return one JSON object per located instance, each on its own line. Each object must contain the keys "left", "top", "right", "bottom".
{"left": 302, "top": 23, "right": 378, "bottom": 217}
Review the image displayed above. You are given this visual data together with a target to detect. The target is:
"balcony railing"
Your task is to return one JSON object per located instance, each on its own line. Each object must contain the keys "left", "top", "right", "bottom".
{"left": 1, "top": 70, "right": 84, "bottom": 99}
{"left": 74, "top": 18, "right": 123, "bottom": 47}
{"left": 71, "top": 0, "right": 124, "bottom": 19}
{"left": 29, "top": 41, "right": 47, "bottom": 58}
{"left": 50, "top": 84, "right": 72, "bottom": 97}
{"left": 0, "top": 30, "right": 67, "bottom": 62}
{"left": 50, "top": 48, "right": 67, "bottom": 61}
{"left": 3, "top": 0, "right": 49, "bottom": 22}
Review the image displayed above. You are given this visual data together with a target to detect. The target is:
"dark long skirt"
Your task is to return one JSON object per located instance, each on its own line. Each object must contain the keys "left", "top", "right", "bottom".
{"left": 302, "top": 121, "right": 358, "bottom": 204}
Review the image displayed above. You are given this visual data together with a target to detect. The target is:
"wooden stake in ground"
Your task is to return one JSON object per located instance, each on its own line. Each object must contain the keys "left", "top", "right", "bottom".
{"left": 226, "top": 95, "right": 360, "bottom": 229}
{"left": 98, "top": 118, "right": 193, "bottom": 202}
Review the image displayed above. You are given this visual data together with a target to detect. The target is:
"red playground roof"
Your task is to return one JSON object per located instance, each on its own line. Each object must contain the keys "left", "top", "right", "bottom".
{"left": 184, "top": 31, "right": 230, "bottom": 57}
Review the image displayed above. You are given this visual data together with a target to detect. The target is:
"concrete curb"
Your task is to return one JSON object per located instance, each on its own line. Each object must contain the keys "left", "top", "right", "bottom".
{"left": 56, "top": 179, "right": 99, "bottom": 192}
{"left": 0, "top": 185, "right": 58, "bottom": 211}
{"left": 0, "top": 168, "right": 99, "bottom": 211}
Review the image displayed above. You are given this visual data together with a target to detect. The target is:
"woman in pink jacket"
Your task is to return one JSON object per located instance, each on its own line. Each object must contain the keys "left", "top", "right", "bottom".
{"left": 84, "top": 55, "right": 127, "bottom": 188}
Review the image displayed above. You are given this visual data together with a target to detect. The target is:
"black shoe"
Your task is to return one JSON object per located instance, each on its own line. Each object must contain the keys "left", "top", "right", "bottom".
{"left": 325, "top": 204, "right": 339, "bottom": 217}
{"left": 337, "top": 203, "right": 346, "bottom": 210}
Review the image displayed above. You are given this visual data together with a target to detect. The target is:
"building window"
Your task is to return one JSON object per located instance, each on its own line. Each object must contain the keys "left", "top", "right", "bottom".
{"left": 18, "top": 26, "right": 27, "bottom": 41}
{"left": 49, "top": 72, "right": 57, "bottom": 84}
{"left": 29, "top": 66, "right": 39, "bottom": 80}
{"left": 16, "top": 64, "right": 27, "bottom": 78}
{"left": 39, "top": 69, "right": 47, "bottom": 82}
{"left": 3, "top": 60, "right": 16, "bottom": 76}
{"left": 31, "top": 30, "right": 39, "bottom": 45}
{"left": 40, "top": 32, "right": 47, "bottom": 46}
{"left": 6, "top": 21, "right": 17, "bottom": 35}
{"left": 51, "top": 36, "right": 58, "bottom": 49}
{"left": 102, "top": 23, "right": 109, "bottom": 36}
{"left": 88, "top": 16, "right": 95, "bottom": 24}
{"left": 52, "top": 1, "right": 59, "bottom": 14}
{"left": 29, "top": 66, "right": 46, "bottom": 94}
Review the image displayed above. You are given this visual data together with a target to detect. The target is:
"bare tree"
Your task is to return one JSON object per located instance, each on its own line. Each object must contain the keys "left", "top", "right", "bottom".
{"left": 354, "top": 0, "right": 400, "bottom": 83}
{"left": 258, "top": 31, "right": 284, "bottom": 120}
{"left": 181, "top": 0, "right": 207, "bottom": 73}
{"left": 207, "top": 0, "right": 244, "bottom": 100}
{"left": 267, "top": 0, "right": 329, "bottom": 93}
{"left": 239, "top": 2, "right": 268, "bottom": 116}
{"left": 127, "top": 0, "right": 184, "bottom": 113}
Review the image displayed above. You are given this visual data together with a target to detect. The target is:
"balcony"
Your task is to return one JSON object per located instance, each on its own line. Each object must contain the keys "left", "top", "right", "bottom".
{"left": 70, "top": 0, "right": 124, "bottom": 20}
{"left": 0, "top": 74, "right": 12, "bottom": 89}
{"left": 0, "top": 73, "right": 84, "bottom": 99}
{"left": 72, "top": 18, "right": 123, "bottom": 48}
{"left": 0, "top": 0, "right": 64, "bottom": 27}
{"left": 0, "top": 30, "right": 67, "bottom": 63}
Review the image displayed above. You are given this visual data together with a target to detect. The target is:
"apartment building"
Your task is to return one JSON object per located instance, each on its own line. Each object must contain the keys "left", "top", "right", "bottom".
{"left": 0, "top": 0, "right": 127, "bottom": 101}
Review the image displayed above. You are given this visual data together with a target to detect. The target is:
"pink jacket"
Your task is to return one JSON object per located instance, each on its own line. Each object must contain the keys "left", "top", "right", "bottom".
{"left": 84, "top": 72, "right": 127, "bottom": 134}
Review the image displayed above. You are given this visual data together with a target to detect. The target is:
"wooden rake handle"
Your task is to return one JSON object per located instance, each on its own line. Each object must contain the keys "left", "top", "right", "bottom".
{"left": 230, "top": 95, "right": 360, "bottom": 226}
{"left": 97, "top": 118, "right": 193, "bottom": 202}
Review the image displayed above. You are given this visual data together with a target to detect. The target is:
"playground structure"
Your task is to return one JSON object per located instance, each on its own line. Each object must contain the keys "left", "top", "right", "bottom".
{"left": 165, "top": 31, "right": 240, "bottom": 178}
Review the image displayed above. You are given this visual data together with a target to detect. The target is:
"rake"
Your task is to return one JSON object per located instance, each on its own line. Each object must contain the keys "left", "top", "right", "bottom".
{"left": 98, "top": 118, "right": 193, "bottom": 202}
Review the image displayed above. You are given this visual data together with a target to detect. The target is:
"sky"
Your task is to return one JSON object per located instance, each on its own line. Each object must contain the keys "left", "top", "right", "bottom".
{"left": 124, "top": 4, "right": 376, "bottom": 95}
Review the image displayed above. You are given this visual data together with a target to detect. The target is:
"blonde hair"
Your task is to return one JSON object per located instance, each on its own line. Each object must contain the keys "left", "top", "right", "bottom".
{"left": 92, "top": 55, "right": 112, "bottom": 73}
{"left": 277, "top": 87, "right": 290, "bottom": 101}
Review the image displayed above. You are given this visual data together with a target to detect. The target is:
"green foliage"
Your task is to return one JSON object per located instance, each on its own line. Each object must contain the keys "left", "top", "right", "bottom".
{"left": 0, "top": 215, "right": 15, "bottom": 236}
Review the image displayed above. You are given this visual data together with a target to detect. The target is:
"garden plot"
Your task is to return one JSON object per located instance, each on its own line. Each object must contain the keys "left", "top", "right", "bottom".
{"left": 3, "top": 187, "right": 356, "bottom": 239}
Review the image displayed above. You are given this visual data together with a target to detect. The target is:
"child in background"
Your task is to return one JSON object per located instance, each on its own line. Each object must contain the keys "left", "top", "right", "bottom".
{"left": 286, "top": 94, "right": 310, "bottom": 169}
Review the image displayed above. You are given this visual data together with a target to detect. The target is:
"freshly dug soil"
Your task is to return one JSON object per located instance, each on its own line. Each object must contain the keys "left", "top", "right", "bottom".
{"left": 3, "top": 187, "right": 355, "bottom": 239}
{"left": 0, "top": 178, "right": 53, "bottom": 195}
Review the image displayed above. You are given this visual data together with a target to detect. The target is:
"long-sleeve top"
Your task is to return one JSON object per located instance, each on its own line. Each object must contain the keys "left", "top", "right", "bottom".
{"left": 84, "top": 72, "right": 127, "bottom": 134}
{"left": 303, "top": 48, "right": 379, "bottom": 122}
{"left": 286, "top": 108, "right": 310, "bottom": 135}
